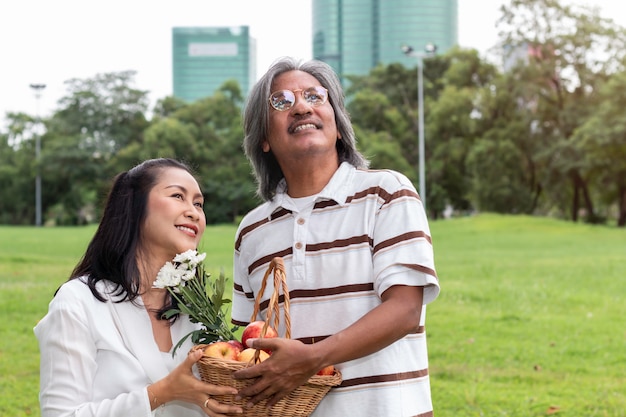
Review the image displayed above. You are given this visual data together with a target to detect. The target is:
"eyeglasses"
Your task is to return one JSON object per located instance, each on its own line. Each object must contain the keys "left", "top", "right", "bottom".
{"left": 268, "top": 86, "right": 329, "bottom": 111}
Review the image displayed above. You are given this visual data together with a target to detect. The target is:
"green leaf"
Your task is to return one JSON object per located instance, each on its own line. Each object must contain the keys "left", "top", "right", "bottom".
{"left": 162, "top": 261, "right": 239, "bottom": 355}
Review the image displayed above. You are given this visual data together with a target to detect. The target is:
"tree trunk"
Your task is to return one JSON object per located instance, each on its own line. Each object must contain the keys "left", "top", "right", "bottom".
{"left": 618, "top": 185, "right": 626, "bottom": 227}
{"left": 530, "top": 183, "right": 542, "bottom": 214}
{"left": 570, "top": 170, "right": 596, "bottom": 223}
{"left": 580, "top": 176, "right": 596, "bottom": 222}
{"left": 571, "top": 173, "right": 579, "bottom": 222}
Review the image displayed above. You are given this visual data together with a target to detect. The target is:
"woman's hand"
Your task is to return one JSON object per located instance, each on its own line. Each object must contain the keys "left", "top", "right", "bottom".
{"left": 150, "top": 348, "right": 243, "bottom": 416}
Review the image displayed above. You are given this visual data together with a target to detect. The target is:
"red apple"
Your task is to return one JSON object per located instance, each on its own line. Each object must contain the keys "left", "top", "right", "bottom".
{"left": 316, "top": 365, "right": 335, "bottom": 376}
{"left": 241, "top": 321, "right": 278, "bottom": 351}
{"left": 237, "top": 347, "right": 270, "bottom": 364}
{"left": 227, "top": 339, "right": 244, "bottom": 355}
{"left": 203, "top": 341, "right": 239, "bottom": 361}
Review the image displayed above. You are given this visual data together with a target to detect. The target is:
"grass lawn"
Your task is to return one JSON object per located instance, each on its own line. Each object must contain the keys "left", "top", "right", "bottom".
{"left": 1, "top": 214, "right": 624, "bottom": 416}
{"left": 428, "top": 215, "right": 626, "bottom": 416}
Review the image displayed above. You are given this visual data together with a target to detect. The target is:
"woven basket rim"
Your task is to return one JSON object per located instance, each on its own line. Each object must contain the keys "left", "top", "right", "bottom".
{"left": 194, "top": 344, "right": 343, "bottom": 387}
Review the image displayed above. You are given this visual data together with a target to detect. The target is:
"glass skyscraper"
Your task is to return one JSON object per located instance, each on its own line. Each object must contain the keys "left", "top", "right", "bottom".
{"left": 172, "top": 26, "right": 256, "bottom": 102}
{"left": 312, "top": 0, "right": 458, "bottom": 82}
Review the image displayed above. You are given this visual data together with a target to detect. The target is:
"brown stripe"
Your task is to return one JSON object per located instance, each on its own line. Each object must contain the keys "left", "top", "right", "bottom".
{"left": 312, "top": 186, "right": 387, "bottom": 208}
{"left": 346, "top": 186, "right": 388, "bottom": 203}
{"left": 296, "top": 327, "right": 424, "bottom": 345}
{"left": 389, "top": 188, "right": 421, "bottom": 203}
{"left": 257, "top": 283, "right": 375, "bottom": 311}
{"left": 235, "top": 219, "right": 267, "bottom": 251}
{"left": 234, "top": 208, "right": 292, "bottom": 250}
{"left": 297, "top": 335, "right": 331, "bottom": 345}
{"left": 232, "top": 318, "right": 249, "bottom": 327}
{"left": 345, "top": 186, "right": 420, "bottom": 205}
{"left": 248, "top": 249, "right": 293, "bottom": 275}
{"left": 228, "top": 329, "right": 426, "bottom": 345}
{"left": 400, "top": 263, "right": 438, "bottom": 280}
{"left": 289, "top": 283, "right": 374, "bottom": 298}
{"left": 232, "top": 283, "right": 262, "bottom": 302}
{"left": 315, "top": 184, "right": 420, "bottom": 208}
{"left": 338, "top": 368, "right": 429, "bottom": 388}
{"left": 413, "top": 412, "right": 434, "bottom": 417}
{"left": 374, "top": 231, "right": 432, "bottom": 253}
{"left": 314, "top": 199, "right": 339, "bottom": 209}
{"left": 306, "top": 234, "right": 372, "bottom": 252}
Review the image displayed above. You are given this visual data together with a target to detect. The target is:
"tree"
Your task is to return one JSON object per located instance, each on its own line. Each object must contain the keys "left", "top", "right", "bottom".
{"left": 572, "top": 72, "right": 626, "bottom": 226}
{"left": 497, "top": 0, "right": 626, "bottom": 223}
{"left": 0, "top": 113, "right": 40, "bottom": 224}
{"left": 55, "top": 70, "right": 149, "bottom": 157}
{"left": 41, "top": 71, "right": 150, "bottom": 224}
{"left": 346, "top": 85, "right": 415, "bottom": 182}
{"left": 346, "top": 49, "right": 500, "bottom": 217}
{"left": 426, "top": 48, "right": 499, "bottom": 214}
{"left": 114, "top": 80, "right": 258, "bottom": 224}
{"left": 473, "top": 69, "right": 547, "bottom": 215}
{"left": 467, "top": 136, "right": 536, "bottom": 213}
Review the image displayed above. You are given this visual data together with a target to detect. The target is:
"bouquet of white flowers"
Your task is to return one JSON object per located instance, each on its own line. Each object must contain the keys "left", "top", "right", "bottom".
{"left": 153, "top": 249, "right": 238, "bottom": 353}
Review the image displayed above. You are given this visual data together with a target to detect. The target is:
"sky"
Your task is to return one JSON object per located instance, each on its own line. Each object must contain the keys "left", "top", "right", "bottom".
{"left": 1, "top": 0, "right": 624, "bottom": 122}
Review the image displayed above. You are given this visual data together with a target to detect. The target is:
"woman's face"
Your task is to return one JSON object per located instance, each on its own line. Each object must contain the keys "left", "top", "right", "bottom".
{"left": 141, "top": 167, "right": 206, "bottom": 265}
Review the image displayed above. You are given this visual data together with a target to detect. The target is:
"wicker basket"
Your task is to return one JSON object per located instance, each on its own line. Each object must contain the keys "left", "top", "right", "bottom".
{"left": 194, "top": 257, "right": 342, "bottom": 416}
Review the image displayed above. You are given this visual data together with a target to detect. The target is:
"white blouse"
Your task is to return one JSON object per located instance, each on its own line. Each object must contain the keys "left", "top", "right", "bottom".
{"left": 34, "top": 278, "right": 205, "bottom": 417}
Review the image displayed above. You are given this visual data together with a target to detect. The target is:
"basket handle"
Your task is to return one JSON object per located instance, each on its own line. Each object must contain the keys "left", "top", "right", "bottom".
{"left": 251, "top": 257, "right": 291, "bottom": 340}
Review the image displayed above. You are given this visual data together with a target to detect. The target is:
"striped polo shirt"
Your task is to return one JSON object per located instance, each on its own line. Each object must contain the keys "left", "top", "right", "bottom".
{"left": 232, "top": 162, "right": 440, "bottom": 417}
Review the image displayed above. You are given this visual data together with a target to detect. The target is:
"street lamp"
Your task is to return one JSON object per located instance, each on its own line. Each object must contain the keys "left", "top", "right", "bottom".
{"left": 30, "top": 83, "right": 46, "bottom": 227}
{"left": 401, "top": 43, "right": 437, "bottom": 210}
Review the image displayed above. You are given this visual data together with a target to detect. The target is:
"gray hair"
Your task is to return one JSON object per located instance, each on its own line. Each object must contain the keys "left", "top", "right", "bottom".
{"left": 243, "top": 57, "right": 369, "bottom": 201}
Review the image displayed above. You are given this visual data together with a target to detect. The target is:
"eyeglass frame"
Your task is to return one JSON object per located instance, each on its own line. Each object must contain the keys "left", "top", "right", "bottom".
{"left": 268, "top": 86, "right": 329, "bottom": 112}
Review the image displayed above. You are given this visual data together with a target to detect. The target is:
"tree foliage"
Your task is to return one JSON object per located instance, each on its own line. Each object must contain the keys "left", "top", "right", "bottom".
{"left": 495, "top": 0, "right": 626, "bottom": 223}
{"left": 2, "top": 0, "right": 626, "bottom": 226}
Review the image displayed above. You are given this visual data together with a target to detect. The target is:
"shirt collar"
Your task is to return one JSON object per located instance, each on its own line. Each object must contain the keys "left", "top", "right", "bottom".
{"left": 267, "top": 162, "right": 356, "bottom": 214}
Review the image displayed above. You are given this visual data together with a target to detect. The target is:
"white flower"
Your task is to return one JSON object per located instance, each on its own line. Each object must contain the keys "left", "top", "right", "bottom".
{"left": 174, "top": 249, "right": 206, "bottom": 269}
{"left": 153, "top": 262, "right": 181, "bottom": 289}
{"left": 151, "top": 249, "right": 237, "bottom": 351}
{"left": 181, "top": 268, "right": 196, "bottom": 282}
{"left": 153, "top": 250, "right": 207, "bottom": 292}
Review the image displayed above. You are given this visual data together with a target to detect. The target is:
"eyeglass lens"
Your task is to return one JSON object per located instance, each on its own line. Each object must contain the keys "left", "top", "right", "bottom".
{"left": 269, "top": 86, "right": 328, "bottom": 111}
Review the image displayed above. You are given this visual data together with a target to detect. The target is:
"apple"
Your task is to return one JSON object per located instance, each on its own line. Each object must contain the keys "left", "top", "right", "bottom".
{"left": 241, "top": 321, "right": 278, "bottom": 351}
{"left": 237, "top": 348, "right": 270, "bottom": 364}
{"left": 227, "top": 339, "right": 244, "bottom": 354}
{"left": 316, "top": 365, "right": 335, "bottom": 376}
{"left": 203, "top": 341, "right": 239, "bottom": 361}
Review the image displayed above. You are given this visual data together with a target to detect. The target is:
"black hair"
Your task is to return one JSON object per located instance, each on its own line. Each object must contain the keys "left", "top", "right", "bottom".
{"left": 68, "top": 158, "right": 199, "bottom": 318}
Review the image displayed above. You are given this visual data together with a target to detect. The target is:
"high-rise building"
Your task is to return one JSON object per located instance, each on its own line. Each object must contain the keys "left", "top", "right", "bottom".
{"left": 172, "top": 26, "right": 256, "bottom": 102}
{"left": 312, "top": 0, "right": 458, "bottom": 82}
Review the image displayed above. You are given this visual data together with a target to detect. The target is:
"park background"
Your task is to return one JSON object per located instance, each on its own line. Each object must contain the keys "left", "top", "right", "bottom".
{"left": 1, "top": 0, "right": 626, "bottom": 416}
{"left": 2, "top": 1, "right": 626, "bottom": 227}
{"left": 2, "top": 214, "right": 625, "bottom": 416}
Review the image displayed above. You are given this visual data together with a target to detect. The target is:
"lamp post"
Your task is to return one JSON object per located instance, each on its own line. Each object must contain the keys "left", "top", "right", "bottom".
{"left": 401, "top": 43, "right": 437, "bottom": 210}
{"left": 30, "top": 83, "right": 46, "bottom": 227}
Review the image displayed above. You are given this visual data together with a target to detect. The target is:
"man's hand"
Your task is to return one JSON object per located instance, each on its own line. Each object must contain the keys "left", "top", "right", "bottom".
{"left": 233, "top": 338, "right": 322, "bottom": 408}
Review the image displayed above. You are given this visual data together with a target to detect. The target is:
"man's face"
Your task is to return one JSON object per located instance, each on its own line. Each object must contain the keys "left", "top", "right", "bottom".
{"left": 264, "top": 70, "right": 340, "bottom": 167}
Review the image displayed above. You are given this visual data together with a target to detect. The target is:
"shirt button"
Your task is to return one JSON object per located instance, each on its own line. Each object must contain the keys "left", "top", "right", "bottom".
{"left": 295, "top": 242, "right": 303, "bottom": 250}
{"left": 297, "top": 218, "right": 305, "bottom": 225}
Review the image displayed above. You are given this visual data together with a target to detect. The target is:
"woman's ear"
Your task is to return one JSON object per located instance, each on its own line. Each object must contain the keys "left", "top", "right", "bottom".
{"left": 262, "top": 140, "right": 270, "bottom": 152}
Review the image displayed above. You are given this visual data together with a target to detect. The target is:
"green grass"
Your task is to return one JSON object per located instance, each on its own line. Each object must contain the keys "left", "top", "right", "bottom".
{"left": 1, "top": 214, "right": 625, "bottom": 416}
{"left": 428, "top": 215, "right": 626, "bottom": 416}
